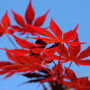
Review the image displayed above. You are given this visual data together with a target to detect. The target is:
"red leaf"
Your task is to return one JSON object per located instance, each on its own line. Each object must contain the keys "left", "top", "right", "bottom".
{"left": 1, "top": 64, "right": 24, "bottom": 69}
{"left": 0, "top": 24, "right": 5, "bottom": 37}
{"left": 77, "top": 77, "right": 89, "bottom": 86}
{"left": 53, "top": 64, "right": 63, "bottom": 75}
{"left": 11, "top": 10, "right": 25, "bottom": 26}
{"left": 68, "top": 33, "right": 81, "bottom": 58}
{"left": 65, "top": 67, "right": 77, "bottom": 81}
{"left": 2, "top": 72, "right": 15, "bottom": 80}
{"left": 78, "top": 59, "right": 90, "bottom": 66}
{"left": 34, "top": 10, "right": 50, "bottom": 26}
{"left": 25, "top": 0, "right": 35, "bottom": 24}
{"left": 22, "top": 24, "right": 36, "bottom": 35}
{"left": 67, "top": 41, "right": 86, "bottom": 46}
{"left": 63, "top": 24, "right": 79, "bottom": 41}
{"left": 30, "top": 25, "right": 55, "bottom": 39}
{"left": 73, "top": 24, "right": 79, "bottom": 32}
{"left": 1, "top": 48, "right": 30, "bottom": 56}
{"left": 0, "top": 61, "right": 12, "bottom": 68}
{"left": 12, "top": 34, "right": 34, "bottom": 49}
{"left": 0, "top": 70, "right": 11, "bottom": 75}
{"left": 6, "top": 51, "right": 18, "bottom": 63}
{"left": 50, "top": 18, "right": 62, "bottom": 40}
{"left": 0, "top": 11, "right": 10, "bottom": 37}
{"left": 15, "top": 56, "right": 31, "bottom": 65}
{"left": 78, "top": 46, "right": 90, "bottom": 59}
{"left": 1, "top": 10, "right": 10, "bottom": 27}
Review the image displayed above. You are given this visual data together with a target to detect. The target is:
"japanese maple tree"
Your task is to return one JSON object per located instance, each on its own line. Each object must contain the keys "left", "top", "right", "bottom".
{"left": 0, "top": 0, "right": 90, "bottom": 90}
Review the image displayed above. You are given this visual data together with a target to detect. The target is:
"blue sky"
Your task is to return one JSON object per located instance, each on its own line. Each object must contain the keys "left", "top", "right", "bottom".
{"left": 0, "top": 0, "right": 90, "bottom": 90}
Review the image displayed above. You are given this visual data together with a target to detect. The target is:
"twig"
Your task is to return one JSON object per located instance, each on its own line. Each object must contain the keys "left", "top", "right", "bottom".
{"left": 6, "top": 34, "right": 17, "bottom": 48}
{"left": 58, "top": 43, "right": 64, "bottom": 84}
{"left": 62, "top": 62, "right": 72, "bottom": 83}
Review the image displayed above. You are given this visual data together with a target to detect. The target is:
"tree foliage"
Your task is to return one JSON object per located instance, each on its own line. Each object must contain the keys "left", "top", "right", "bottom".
{"left": 0, "top": 0, "right": 90, "bottom": 90}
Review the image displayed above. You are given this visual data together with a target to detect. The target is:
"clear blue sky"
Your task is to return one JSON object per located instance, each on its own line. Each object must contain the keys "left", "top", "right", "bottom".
{"left": 0, "top": 0, "right": 90, "bottom": 90}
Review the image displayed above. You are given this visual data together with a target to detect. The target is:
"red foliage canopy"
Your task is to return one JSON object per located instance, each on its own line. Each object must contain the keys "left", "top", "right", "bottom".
{"left": 0, "top": 0, "right": 90, "bottom": 90}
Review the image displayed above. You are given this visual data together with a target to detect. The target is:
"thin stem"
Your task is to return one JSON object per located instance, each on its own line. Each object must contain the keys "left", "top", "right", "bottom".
{"left": 25, "top": 33, "right": 29, "bottom": 41}
{"left": 42, "top": 83, "right": 47, "bottom": 90}
{"left": 6, "top": 34, "right": 17, "bottom": 48}
{"left": 58, "top": 43, "right": 64, "bottom": 84}
{"left": 52, "top": 61, "right": 57, "bottom": 66}
{"left": 62, "top": 62, "right": 72, "bottom": 82}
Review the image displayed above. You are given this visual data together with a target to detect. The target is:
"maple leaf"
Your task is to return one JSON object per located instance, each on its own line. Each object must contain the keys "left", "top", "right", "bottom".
{"left": 29, "top": 18, "right": 79, "bottom": 46}
{"left": 11, "top": 10, "right": 26, "bottom": 26}
{"left": 10, "top": 34, "right": 49, "bottom": 56}
{"left": 34, "top": 9, "right": 50, "bottom": 27}
{"left": 0, "top": 46, "right": 53, "bottom": 79}
{"left": 11, "top": 34, "right": 34, "bottom": 49}
{"left": 64, "top": 68, "right": 90, "bottom": 90}
{"left": 0, "top": 48, "right": 30, "bottom": 56}
{"left": 0, "top": 61, "right": 15, "bottom": 79}
{"left": 0, "top": 10, "right": 10, "bottom": 37}
{"left": 59, "top": 33, "right": 90, "bottom": 65}
{"left": 25, "top": 0, "right": 35, "bottom": 25}
{"left": 64, "top": 67, "right": 77, "bottom": 81}
{"left": 9, "top": 0, "right": 49, "bottom": 35}
{"left": 0, "top": 55, "right": 42, "bottom": 78}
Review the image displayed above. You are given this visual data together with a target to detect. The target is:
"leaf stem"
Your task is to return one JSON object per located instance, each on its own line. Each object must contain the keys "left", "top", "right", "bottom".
{"left": 6, "top": 34, "right": 17, "bottom": 48}
{"left": 58, "top": 43, "right": 64, "bottom": 84}
{"left": 42, "top": 83, "right": 47, "bottom": 90}
{"left": 25, "top": 33, "right": 29, "bottom": 41}
{"left": 52, "top": 61, "right": 57, "bottom": 66}
{"left": 62, "top": 62, "right": 72, "bottom": 83}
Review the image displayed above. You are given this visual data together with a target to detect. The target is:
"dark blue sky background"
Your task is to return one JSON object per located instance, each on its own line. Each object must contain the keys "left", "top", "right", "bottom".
{"left": 0, "top": 0, "right": 90, "bottom": 90}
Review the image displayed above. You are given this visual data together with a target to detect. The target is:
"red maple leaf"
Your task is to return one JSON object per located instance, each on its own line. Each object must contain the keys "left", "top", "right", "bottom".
{"left": 0, "top": 49, "right": 51, "bottom": 79}
{"left": 28, "top": 18, "right": 80, "bottom": 46}
{"left": 9, "top": 0, "right": 50, "bottom": 35}
{"left": 64, "top": 67, "right": 90, "bottom": 90}
{"left": 0, "top": 10, "right": 10, "bottom": 37}
{"left": 58, "top": 33, "right": 90, "bottom": 65}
